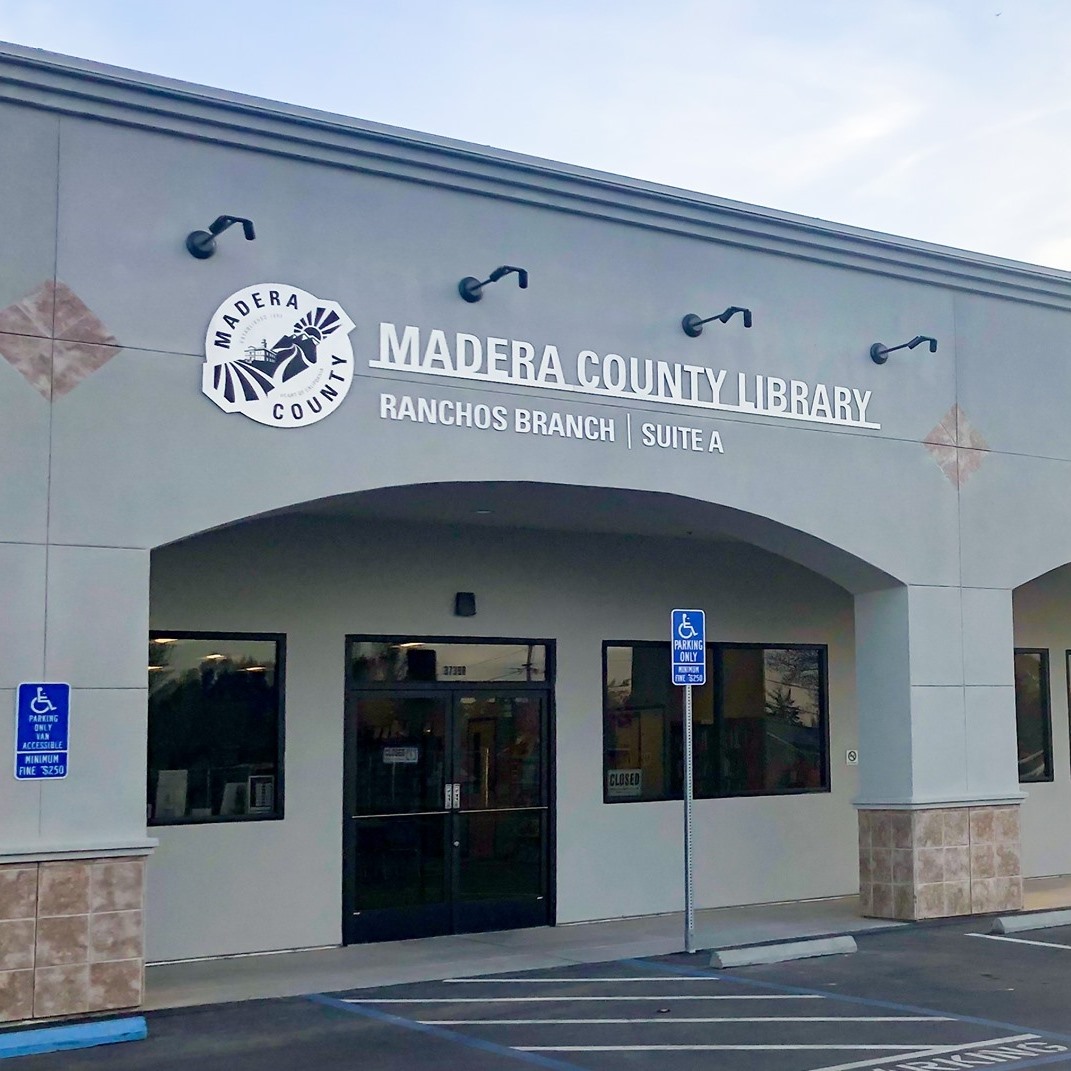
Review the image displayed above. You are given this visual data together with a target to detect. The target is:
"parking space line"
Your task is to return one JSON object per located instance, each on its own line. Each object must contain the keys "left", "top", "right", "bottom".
{"left": 316, "top": 957, "right": 1071, "bottom": 1071}
{"left": 518, "top": 1036, "right": 1032, "bottom": 1052}
{"left": 805, "top": 1035, "right": 1043, "bottom": 1071}
{"left": 419, "top": 1016, "right": 953, "bottom": 1025}
{"left": 306, "top": 993, "right": 587, "bottom": 1071}
{"left": 968, "top": 933, "right": 1071, "bottom": 951}
{"left": 626, "top": 957, "right": 1071, "bottom": 1044}
{"left": 345, "top": 994, "right": 824, "bottom": 1003}
{"left": 442, "top": 977, "right": 756, "bottom": 983}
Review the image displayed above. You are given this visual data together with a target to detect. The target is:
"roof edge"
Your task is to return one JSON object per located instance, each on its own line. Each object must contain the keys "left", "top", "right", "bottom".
{"left": 2, "top": 40, "right": 1071, "bottom": 308}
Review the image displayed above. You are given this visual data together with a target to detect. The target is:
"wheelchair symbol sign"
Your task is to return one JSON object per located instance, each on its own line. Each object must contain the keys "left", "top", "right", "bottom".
{"left": 14, "top": 682, "right": 70, "bottom": 780}
{"left": 671, "top": 609, "right": 706, "bottom": 686}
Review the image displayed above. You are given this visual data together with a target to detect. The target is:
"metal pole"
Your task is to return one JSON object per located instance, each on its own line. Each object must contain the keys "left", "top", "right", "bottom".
{"left": 683, "top": 682, "right": 696, "bottom": 953}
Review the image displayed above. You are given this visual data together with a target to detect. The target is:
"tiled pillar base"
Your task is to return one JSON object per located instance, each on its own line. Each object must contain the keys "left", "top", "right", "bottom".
{"left": 859, "top": 805, "right": 1022, "bottom": 920}
{"left": 0, "top": 857, "right": 145, "bottom": 1024}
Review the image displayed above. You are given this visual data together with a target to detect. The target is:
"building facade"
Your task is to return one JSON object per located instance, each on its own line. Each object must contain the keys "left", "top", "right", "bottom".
{"left": 3, "top": 43, "right": 1071, "bottom": 1024}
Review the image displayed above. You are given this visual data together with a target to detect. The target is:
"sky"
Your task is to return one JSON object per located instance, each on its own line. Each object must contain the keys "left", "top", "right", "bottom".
{"left": 1, "top": 0, "right": 1069, "bottom": 269}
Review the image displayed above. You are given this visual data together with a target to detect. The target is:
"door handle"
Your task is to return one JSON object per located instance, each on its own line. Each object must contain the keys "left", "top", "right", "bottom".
{"left": 444, "top": 783, "right": 453, "bottom": 811}
{"left": 452, "top": 783, "right": 461, "bottom": 809}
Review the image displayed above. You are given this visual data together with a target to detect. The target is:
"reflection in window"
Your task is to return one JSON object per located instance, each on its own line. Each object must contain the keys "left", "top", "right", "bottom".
{"left": 603, "top": 642, "right": 827, "bottom": 803}
{"left": 351, "top": 641, "right": 547, "bottom": 683}
{"left": 720, "top": 647, "right": 825, "bottom": 794}
{"left": 147, "top": 634, "right": 283, "bottom": 824}
{"left": 1014, "top": 650, "right": 1051, "bottom": 783}
{"left": 605, "top": 645, "right": 687, "bottom": 801}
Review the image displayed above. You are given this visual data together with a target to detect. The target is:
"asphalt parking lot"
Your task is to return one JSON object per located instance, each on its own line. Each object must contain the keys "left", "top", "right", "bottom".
{"left": 10, "top": 918, "right": 1071, "bottom": 1071}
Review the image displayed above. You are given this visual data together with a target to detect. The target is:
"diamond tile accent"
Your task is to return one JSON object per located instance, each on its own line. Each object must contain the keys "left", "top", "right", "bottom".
{"left": 52, "top": 340, "right": 121, "bottom": 399}
{"left": 0, "top": 332, "right": 52, "bottom": 399}
{"left": 0, "top": 280, "right": 55, "bottom": 339}
{"left": 52, "top": 282, "right": 118, "bottom": 348}
{"left": 0, "top": 281, "right": 120, "bottom": 400}
{"left": 924, "top": 404, "right": 989, "bottom": 487}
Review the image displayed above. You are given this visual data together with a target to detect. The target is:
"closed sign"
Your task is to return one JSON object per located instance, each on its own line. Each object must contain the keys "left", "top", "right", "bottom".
{"left": 607, "top": 769, "right": 642, "bottom": 799}
{"left": 383, "top": 746, "right": 419, "bottom": 764}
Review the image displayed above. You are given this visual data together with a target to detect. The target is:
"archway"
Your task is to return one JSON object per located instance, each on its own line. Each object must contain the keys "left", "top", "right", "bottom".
{"left": 144, "top": 481, "right": 902, "bottom": 959}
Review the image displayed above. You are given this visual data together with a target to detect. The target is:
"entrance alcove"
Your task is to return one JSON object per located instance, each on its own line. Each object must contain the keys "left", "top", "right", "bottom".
{"left": 1012, "top": 563, "right": 1071, "bottom": 903}
{"left": 144, "top": 481, "right": 902, "bottom": 960}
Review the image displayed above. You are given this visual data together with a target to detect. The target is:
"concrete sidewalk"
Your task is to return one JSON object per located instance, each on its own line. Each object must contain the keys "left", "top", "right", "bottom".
{"left": 145, "top": 876, "right": 1071, "bottom": 1011}
{"left": 144, "top": 894, "right": 897, "bottom": 1010}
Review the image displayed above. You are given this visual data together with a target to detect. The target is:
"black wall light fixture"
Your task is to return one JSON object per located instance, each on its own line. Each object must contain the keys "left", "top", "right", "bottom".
{"left": 186, "top": 215, "right": 257, "bottom": 259}
{"left": 869, "top": 335, "right": 938, "bottom": 364}
{"left": 681, "top": 306, "right": 753, "bottom": 337}
{"left": 458, "top": 265, "right": 529, "bottom": 302}
{"left": 454, "top": 592, "right": 477, "bottom": 617}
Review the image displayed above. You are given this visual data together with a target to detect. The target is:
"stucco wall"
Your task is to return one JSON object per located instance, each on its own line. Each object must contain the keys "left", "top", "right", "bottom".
{"left": 147, "top": 514, "right": 857, "bottom": 960}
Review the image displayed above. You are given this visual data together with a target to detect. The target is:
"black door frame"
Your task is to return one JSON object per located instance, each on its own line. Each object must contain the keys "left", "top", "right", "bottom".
{"left": 342, "top": 635, "right": 556, "bottom": 945}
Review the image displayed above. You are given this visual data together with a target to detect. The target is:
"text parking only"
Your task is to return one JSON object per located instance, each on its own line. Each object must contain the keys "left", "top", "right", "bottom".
{"left": 15, "top": 683, "right": 70, "bottom": 780}
{"left": 671, "top": 609, "right": 706, "bottom": 685}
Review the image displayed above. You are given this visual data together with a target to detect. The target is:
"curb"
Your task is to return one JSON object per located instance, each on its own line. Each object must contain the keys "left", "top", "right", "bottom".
{"left": 993, "top": 909, "right": 1071, "bottom": 935}
{"left": 710, "top": 935, "right": 857, "bottom": 968}
{"left": 0, "top": 1016, "right": 147, "bottom": 1060}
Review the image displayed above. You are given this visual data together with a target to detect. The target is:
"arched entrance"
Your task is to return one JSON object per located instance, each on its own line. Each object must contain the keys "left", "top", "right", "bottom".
{"left": 146, "top": 481, "right": 903, "bottom": 959}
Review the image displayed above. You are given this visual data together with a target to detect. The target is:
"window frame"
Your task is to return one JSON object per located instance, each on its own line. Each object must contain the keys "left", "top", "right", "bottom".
{"left": 1008, "top": 646, "right": 1052, "bottom": 785}
{"left": 147, "top": 629, "right": 286, "bottom": 827}
{"left": 346, "top": 634, "right": 554, "bottom": 689}
{"left": 602, "top": 640, "right": 687, "bottom": 803}
{"left": 602, "top": 639, "right": 830, "bottom": 804}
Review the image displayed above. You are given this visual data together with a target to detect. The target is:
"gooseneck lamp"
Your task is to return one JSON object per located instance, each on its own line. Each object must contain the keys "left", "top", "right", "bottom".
{"left": 458, "top": 265, "right": 529, "bottom": 303}
{"left": 869, "top": 335, "right": 938, "bottom": 364}
{"left": 186, "top": 215, "right": 257, "bottom": 260}
{"left": 681, "top": 306, "right": 753, "bottom": 337}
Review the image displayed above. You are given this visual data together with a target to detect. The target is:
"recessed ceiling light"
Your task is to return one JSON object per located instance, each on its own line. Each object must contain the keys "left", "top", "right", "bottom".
{"left": 475, "top": 509, "right": 493, "bottom": 515}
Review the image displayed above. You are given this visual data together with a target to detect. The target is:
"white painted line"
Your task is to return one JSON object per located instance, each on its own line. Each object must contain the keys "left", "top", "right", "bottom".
{"left": 968, "top": 932, "right": 1071, "bottom": 951}
{"left": 347, "top": 994, "right": 826, "bottom": 1003}
{"left": 443, "top": 977, "right": 732, "bottom": 983}
{"left": 518, "top": 1044, "right": 949, "bottom": 1052}
{"left": 802, "top": 1034, "right": 1040, "bottom": 1071}
{"left": 994, "top": 909, "right": 1071, "bottom": 934}
{"left": 712, "top": 936, "right": 857, "bottom": 968}
{"left": 420, "top": 1016, "right": 954, "bottom": 1025}
{"left": 520, "top": 1034, "right": 1038, "bottom": 1057}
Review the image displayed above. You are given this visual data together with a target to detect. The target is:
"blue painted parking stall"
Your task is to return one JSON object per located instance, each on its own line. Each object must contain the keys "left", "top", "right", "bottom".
{"left": 312, "top": 957, "right": 1071, "bottom": 1071}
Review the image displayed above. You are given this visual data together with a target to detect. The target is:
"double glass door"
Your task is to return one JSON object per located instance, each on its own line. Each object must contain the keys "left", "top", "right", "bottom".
{"left": 344, "top": 688, "right": 550, "bottom": 943}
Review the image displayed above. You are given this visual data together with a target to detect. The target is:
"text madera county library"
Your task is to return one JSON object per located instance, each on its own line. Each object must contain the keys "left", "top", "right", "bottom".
{"left": 3, "top": 41, "right": 1071, "bottom": 1027}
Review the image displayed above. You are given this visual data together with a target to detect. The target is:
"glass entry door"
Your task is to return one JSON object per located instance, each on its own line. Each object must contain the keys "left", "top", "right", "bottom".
{"left": 344, "top": 689, "right": 550, "bottom": 943}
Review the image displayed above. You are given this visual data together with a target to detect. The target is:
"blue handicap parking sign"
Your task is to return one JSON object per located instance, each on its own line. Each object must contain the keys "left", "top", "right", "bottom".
{"left": 671, "top": 609, "right": 706, "bottom": 686}
{"left": 14, "top": 683, "right": 70, "bottom": 780}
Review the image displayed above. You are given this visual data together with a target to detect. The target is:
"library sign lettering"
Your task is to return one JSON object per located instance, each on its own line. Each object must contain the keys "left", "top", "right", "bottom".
{"left": 202, "top": 285, "right": 879, "bottom": 457}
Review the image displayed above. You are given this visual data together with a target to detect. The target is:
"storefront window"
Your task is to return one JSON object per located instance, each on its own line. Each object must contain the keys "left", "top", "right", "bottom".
{"left": 147, "top": 633, "right": 284, "bottom": 824}
{"left": 719, "top": 646, "right": 826, "bottom": 794}
{"left": 350, "top": 640, "right": 547, "bottom": 684}
{"left": 1013, "top": 649, "right": 1051, "bottom": 783}
{"left": 603, "top": 642, "right": 827, "bottom": 802}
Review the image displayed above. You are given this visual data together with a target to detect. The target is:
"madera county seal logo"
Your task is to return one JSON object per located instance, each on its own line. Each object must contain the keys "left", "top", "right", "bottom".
{"left": 202, "top": 283, "right": 355, "bottom": 428}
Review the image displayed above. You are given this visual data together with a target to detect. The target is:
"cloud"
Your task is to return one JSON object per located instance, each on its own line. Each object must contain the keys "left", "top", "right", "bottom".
{"left": 0, "top": 0, "right": 1069, "bottom": 266}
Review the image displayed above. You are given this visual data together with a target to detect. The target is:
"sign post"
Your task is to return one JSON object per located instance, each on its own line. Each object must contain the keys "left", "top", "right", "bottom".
{"left": 14, "top": 683, "right": 71, "bottom": 781}
{"left": 671, "top": 609, "right": 705, "bottom": 954}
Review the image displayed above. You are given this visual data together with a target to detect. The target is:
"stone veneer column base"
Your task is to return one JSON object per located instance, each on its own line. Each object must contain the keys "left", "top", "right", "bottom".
{"left": 0, "top": 857, "right": 145, "bottom": 1024}
{"left": 859, "top": 805, "right": 1022, "bottom": 921}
